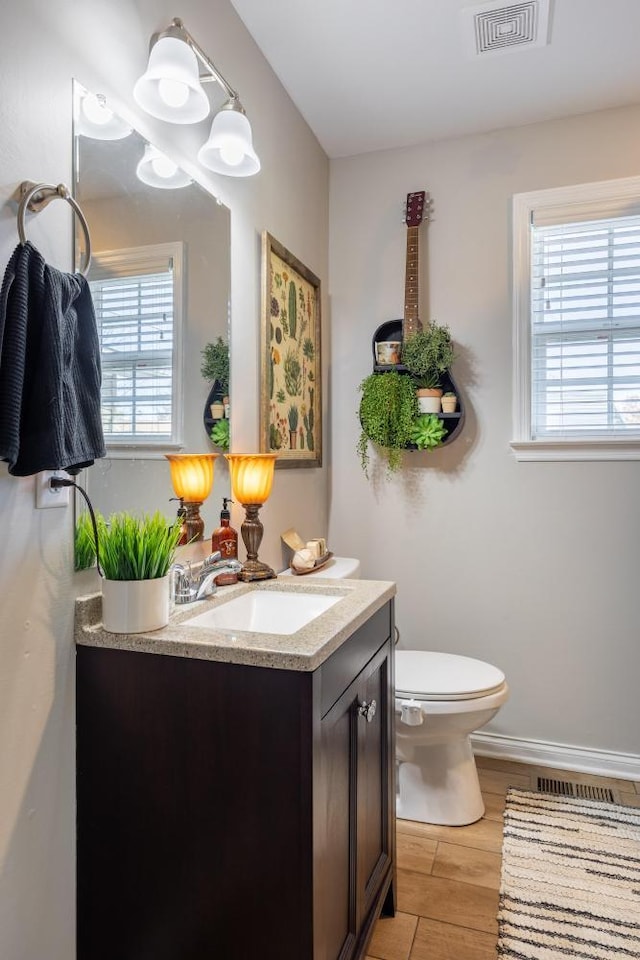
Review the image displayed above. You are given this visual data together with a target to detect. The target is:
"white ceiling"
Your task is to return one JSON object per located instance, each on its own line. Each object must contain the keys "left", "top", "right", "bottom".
{"left": 229, "top": 0, "right": 640, "bottom": 158}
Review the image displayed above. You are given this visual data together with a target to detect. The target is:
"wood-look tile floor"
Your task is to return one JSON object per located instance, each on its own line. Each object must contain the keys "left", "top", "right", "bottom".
{"left": 366, "top": 756, "right": 640, "bottom": 960}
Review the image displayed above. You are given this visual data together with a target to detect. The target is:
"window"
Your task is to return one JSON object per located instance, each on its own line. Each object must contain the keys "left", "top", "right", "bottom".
{"left": 89, "top": 243, "right": 184, "bottom": 448}
{"left": 512, "top": 177, "right": 640, "bottom": 461}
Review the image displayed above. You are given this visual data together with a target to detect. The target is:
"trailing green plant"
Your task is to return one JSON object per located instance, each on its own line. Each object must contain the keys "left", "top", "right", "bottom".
{"left": 200, "top": 336, "right": 230, "bottom": 393}
{"left": 410, "top": 414, "right": 447, "bottom": 451}
{"left": 97, "top": 511, "right": 182, "bottom": 581}
{"left": 357, "top": 371, "right": 419, "bottom": 476}
{"left": 210, "top": 417, "right": 230, "bottom": 450}
{"left": 74, "top": 511, "right": 99, "bottom": 571}
{"left": 402, "top": 320, "right": 455, "bottom": 389}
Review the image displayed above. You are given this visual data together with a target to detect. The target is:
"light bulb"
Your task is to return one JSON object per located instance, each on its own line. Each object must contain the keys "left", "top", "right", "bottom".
{"left": 219, "top": 141, "right": 245, "bottom": 167}
{"left": 82, "top": 93, "right": 112, "bottom": 126}
{"left": 158, "top": 77, "right": 190, "bottom": 109}
{"left": 151, "top": 154, "right": 178, "bottom": 179}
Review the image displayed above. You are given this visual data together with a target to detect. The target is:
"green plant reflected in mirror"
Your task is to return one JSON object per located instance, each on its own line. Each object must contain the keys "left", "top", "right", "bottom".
{"left": 72, "top": 80, "right": 231, "bottom": 536}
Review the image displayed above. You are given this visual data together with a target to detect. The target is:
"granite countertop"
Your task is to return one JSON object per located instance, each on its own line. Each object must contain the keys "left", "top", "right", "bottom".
{"left": 75, "top": 576, "right": 396, "bottom": 672}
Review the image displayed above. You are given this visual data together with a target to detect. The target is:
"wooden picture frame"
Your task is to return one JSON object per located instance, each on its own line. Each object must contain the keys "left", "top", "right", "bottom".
{"left": 260, "top": 232, "right": 322, "bottom": 467}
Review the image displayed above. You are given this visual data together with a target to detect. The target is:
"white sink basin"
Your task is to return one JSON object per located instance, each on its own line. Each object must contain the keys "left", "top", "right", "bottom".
{"left": 185, "top": 589, "right": 341, "bottom": 635}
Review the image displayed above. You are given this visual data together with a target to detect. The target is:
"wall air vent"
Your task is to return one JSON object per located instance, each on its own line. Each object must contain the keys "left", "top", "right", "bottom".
{"left": 462, "top": 0, "right": 550, "bottom": 56}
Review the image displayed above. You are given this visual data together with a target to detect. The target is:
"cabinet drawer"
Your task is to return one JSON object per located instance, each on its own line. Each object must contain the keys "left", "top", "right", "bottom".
{"left": 319, "top": 602, "right": 392, "bottom": 717}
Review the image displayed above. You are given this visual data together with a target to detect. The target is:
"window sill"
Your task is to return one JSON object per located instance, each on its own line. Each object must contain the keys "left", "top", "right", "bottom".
{"left": 104, "top": 442, "right": 183, "bottom": 461}
{"left": 510, "top": 439, "right": 640, "bottom": 462}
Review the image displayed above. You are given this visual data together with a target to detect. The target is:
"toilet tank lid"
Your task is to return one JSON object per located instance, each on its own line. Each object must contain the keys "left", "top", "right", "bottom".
{"left": 395, "top": 651, "right": 506, "bottom": 700}
{"left": 279, "top": 557, "right": 361, "bottom": 579}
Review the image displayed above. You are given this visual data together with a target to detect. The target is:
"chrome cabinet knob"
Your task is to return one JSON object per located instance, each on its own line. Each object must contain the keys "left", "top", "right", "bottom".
{"left": 358, "top": 699, "right": 377, "bottom": 723}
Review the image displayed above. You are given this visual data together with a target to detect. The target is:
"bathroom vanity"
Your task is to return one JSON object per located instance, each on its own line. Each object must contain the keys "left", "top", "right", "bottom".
{"left": 75, "top": 578, "right": 396, "bottom": 960}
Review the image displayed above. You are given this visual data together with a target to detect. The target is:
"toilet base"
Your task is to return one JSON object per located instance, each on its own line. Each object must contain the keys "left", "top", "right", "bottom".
{"left": 396, "top": 736, "right": 485, "bottom": 826}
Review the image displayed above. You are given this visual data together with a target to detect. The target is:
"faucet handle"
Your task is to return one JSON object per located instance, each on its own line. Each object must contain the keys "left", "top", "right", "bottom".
{"left": 170, "top": 562, "right": 199, "bottom": 604}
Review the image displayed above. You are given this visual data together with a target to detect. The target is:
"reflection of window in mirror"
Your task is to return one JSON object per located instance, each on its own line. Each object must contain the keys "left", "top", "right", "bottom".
{"left": 89, "top": 243, "right": 183, "bottom": 446}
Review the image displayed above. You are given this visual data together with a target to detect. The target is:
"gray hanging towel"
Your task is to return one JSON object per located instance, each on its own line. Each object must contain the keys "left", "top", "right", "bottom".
{"left": 0, "top": 241, "right": 106, "bottom": 477}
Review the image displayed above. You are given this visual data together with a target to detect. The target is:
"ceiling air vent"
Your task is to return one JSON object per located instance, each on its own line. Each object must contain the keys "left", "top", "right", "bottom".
{"left": 463, "top": 0, "right": 550, "bottom": 56}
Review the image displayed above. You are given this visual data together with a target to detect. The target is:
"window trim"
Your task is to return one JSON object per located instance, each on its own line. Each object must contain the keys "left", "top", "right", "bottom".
{"left": 91, "top": 242, "right": 184, "bottom": 452}
{"left": 511, "top": 175, "right": 640, "bottom": 462}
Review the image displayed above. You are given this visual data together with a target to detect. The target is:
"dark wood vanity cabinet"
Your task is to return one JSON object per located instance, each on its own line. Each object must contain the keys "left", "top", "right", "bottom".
{"left": 76, "top": 600, "right": 396, "bottom": 960}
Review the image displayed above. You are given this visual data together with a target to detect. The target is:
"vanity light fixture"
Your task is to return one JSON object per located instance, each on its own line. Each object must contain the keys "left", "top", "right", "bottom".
{"left": 77, "top": 91, "right": 133, "bottom": 141}
{"left": 136, "top": 143, "right": 192, "bottom": 189}
{"left": 225, "top": 454, "right": 277, "bottom": 581}
{"left": 165, "top": 453, "right": 218, "bottom": 542}
{"left": 134, "top": 17, "right": 260, "bottom": 178}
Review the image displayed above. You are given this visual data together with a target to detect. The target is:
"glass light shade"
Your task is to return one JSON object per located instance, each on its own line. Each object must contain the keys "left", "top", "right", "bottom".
{"left": 77, "top": 92, "right": 133, "bottom": 141}
{"left": 133, "top": 36, "right": 210, "bottom": 124}
{"left": 197, "top": 107, "right": 261, "bottom": 177}
{"left": 225, "top": 454, "right": 277, "bottom": 505}
{"left": 136, "top": 144, "right": 192, "bottom": 190}
{"left": 165, "top": 453, "right": 218, "bottom": 502}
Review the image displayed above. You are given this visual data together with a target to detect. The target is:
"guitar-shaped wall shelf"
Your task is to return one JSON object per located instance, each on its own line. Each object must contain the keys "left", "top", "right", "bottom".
{"left": 371, "top": 190, "right": 464, "bottom": 449}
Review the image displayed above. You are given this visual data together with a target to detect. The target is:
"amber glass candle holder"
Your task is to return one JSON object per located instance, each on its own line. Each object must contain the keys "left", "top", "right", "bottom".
{"left": 224, "top": 453, "right": 277, "bottom": 581}
{"left": 165, "top": 453, "right": 218, "bottom": 542}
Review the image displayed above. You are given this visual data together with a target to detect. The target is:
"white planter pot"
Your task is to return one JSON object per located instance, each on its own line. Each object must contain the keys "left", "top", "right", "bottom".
{"left": 101, "top": 575, "right": 170, "bottom": 634}
{"left": 418, "top": 394, "right": 442, "bottom": 414}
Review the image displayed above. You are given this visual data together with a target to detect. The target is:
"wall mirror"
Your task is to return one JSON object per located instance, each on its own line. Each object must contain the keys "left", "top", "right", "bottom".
{"left": 72, "top": 81, "right": 231, "bottom": 537}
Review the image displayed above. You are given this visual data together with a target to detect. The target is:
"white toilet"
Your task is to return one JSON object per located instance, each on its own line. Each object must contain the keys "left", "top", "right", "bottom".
{"left": 279, "top": 557, "right": 509, "bottom": 826}
{"left": 395, "top": 651, "right": 509, "bottom": 825}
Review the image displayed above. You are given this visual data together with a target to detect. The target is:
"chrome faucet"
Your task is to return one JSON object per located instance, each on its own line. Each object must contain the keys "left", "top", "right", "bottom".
{"left": 170, "top": 551, "right": 242, "bottom": 604}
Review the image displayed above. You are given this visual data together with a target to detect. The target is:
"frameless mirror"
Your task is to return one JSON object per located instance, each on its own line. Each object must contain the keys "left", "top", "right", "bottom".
{"left": 72, "top": 81, "right": 231, "bottom": 536}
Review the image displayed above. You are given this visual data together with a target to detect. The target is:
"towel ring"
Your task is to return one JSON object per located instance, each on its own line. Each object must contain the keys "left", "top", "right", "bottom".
{"left": 17, "top": 180, "right": 92, "bottom": 277}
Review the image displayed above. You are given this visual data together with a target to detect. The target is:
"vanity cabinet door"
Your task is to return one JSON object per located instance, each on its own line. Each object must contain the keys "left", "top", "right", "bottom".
{"left": 356, "top": 643, "right": 394, "bottom": 930}
{"left": 314, "top": 630, "right": 395, "bottom": 960}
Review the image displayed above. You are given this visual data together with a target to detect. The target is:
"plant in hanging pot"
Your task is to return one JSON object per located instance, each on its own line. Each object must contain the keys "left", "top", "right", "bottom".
{"left": 210, "top": 417, "right": 230, "bottom": 450}
{"left": 410, "top": 413, "right": 448, "bottom": 451}
{"left": 441, "top": 391, "right": 458, "bottom": 414}
{"left": 357, "top": 371, "right": 418, "bottom": 476}
{"left": 401, "top": 320, "right": 455, "bottom": 413}
{"left": 201, "top": 336, "right": 230, "bottom": 419}
{"left": 98, "top": 511, "right": 183, "bottom": 634}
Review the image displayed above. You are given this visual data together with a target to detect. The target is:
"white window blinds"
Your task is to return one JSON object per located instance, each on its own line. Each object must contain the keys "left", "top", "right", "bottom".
{"left": 531, "top": 214, "right": 640, "bottom": 439}
{"left": 89, "top": 243, "right": 183, "bottom": 445}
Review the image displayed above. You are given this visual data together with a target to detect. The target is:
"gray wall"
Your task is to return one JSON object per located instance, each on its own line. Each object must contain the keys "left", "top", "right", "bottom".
{"left": 0, "top": 1, "right": 329, "bottom": 957}
{"left": 328, "top": 105, "right": 640, "bottom": 757}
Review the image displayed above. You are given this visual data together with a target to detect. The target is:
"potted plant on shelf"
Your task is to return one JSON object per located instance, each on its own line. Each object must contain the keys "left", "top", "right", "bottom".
{"left": 98, "top": 511, "right": 183, "bottom": 634}
{"left": 210, "top": 417, "right": 230, "bottom": 450}
{"left": 201, "top": 336, "right": 230, "bottom": 419}
{"left": 410, "top": 413, "right": 447, "bottom": 451}
{"left": 441, "top": 391, "right": 457, "bottom": 414}
{"left": 358, "top": 371, "right": 418, "bottom": 476}
{"left": 401, "top": 320, "right": 455, "bottom": 413}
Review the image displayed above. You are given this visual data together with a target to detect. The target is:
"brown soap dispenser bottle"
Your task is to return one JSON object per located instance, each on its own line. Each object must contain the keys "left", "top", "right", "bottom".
{"left": 211, "top": 498, "right": 238, "bottom": 559}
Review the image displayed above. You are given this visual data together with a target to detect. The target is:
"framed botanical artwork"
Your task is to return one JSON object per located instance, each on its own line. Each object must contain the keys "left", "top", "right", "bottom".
{"left": 260, "top": 231, "right": 322, "bottom": 467}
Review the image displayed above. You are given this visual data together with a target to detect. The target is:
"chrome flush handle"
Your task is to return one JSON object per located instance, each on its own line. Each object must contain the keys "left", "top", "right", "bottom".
{"left": 358, "top": 699, "right": 377, "bottom": 723}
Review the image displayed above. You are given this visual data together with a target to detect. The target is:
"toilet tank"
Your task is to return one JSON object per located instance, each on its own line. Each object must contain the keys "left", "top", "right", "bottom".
{"left": 279, "top": 556, "right": 361, "bottom": 579}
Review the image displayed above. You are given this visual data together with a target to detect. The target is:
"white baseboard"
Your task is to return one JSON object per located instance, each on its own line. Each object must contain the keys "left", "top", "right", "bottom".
{"left": 471, "top": 731, "right": 640, "bottom": 782}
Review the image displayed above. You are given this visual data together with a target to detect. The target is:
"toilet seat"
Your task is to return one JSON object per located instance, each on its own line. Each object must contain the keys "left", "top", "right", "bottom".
{"left": 395, "top": 651, "right": 506, "bottom": 701}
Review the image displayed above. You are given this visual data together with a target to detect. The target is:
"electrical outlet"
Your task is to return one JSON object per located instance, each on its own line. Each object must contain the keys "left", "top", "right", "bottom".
{"left": 35, "top": 471, "right": 71, "bottom": 509}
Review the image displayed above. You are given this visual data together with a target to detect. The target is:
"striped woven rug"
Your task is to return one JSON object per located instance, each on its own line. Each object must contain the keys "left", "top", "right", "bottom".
{"left": 498, "top": 788, "right": 640, "bottom": 959}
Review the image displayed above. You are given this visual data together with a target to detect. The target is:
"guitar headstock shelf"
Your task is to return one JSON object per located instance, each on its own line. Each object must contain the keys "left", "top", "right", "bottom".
{"left": 368, "top": 190, "right": 464, "bottom": 450}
